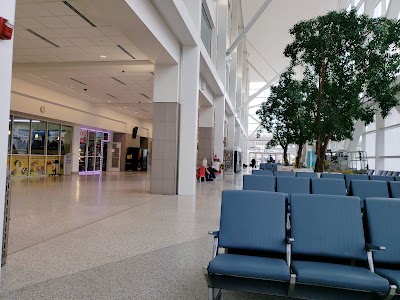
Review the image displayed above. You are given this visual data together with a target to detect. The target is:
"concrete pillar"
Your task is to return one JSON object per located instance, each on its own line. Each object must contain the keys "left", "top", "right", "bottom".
{"left": 184, "top": 0, "right": 202, "bottom": 31}
{"left": 228, "top": 0, "right": 239, "bottom": 107}
{"left": 227, "top": 116, "right": 236, "bottom": 149}
{"left": 151, "top": 63, "right": 180, "bottom": 195}
{"left": 375, "top": 112, "right": 385, "bottom": 171}
{"left": 177, "top": 46, "right": 200, "bottom": 195}
{"left": 213, "top": 96, "right": 225, "bottom": 162}
{"left": 198, "top": 106, "right": 214, "bottom": 165}
{"left": 72, "top": 124, "right": 81, "bottom": 173}
{"left": 0, "top": 0, "right": 16, "bottom": 281}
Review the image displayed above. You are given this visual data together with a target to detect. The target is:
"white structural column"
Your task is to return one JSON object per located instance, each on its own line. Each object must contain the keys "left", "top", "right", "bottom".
{"left": 375, "top": 112, "right": 385, "bottom": 171}
{"left": 228, "top": 0, "right": 239, "bottom": 107}
{"left": 346, "top": 120, "right": 364, "bottom": 152}
{"left": 213, "top": 0, "right": 228, "bottom": 161}
{"left": 72, "top": 124, "right": 81, "bottom": 173}
{"left": 178, "top": 46, "right": 200, "bottom": 195}
{"left": 198, "top": 106, "right": 214, "bottom": 165}
{"left": 0, "top": 0, "right": 16, "bottom": 281}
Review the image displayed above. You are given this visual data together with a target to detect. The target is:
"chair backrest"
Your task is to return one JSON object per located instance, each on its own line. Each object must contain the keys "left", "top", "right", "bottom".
{"left": 389, "top": 182, "right": 400, "bottom": 198}
{"left": 296, "top": 172, "right": 318, "bottom": 178}
{"left": 243, "top": 175, "right": 275, "bottom": 192}
{"left": 392, "top": 171, "right": 399, "bottom": 176}
{"left": 320, "top": 173, "right": 344, "bottom": 180}
{"left": 367, "top": 169, "right": 375, "bottom": 176}
{"left": 252, "top": 169, "right": 273, "bottom": 176}
{"left": 276, "top": 177, "right": 310, "bottom": 196}
{"left": 396, "top": 176, "right": 400, "bottom": 181}
{"left": 350, "top": 180, "right": 389, "bottom": 202}
{"left": 311, "top": 178, "right": 346, "bottom": 196}
{"left": 345, "top": 174, "right": 369, "bottom": 190}
{"left": 291, "top": 194, "right": 367, "bottom": 261}
{"left": 274, "top": 171, "right": 295, "bottom": 177}
{"left": 199, "top": 166, "right": 206, "bottom": 177}
{"left": 370, "top": 175, "right": 395, "bottom": 182}
{"left": 365, "top": 198, "right": 400, "bottom": 264}
{"left": 259, "top": 163, "right": 267, "bottom": 170}
{"left": 376, "top": 170, "right": 384, "bottom": 176}
{"left": 386, "top": 171, "right": 394, "bottom": 176}
{"left": 381, "top": 171, "right": 388, "bottom": 176}
{"left": 219, "top": 190, "right": 287, "bottom": 253}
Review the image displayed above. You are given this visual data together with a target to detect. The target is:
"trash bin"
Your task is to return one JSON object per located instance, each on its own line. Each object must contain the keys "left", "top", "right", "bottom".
{"left": 2, "top": 170, "right": 11, "bottom": 266}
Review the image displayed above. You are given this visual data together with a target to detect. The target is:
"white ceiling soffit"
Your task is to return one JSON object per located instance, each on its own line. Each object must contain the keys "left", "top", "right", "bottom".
{"left": 241, "top": 0, "right": 338, "bottom": 82}
{"left": 12, "top": 0, "right": 157, "bottom": 120}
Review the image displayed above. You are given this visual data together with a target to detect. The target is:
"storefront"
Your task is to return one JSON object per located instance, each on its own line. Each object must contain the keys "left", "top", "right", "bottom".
{"left": 8, "top": 115, "right": 72, "bottom": 177}
{"left": 79, "top": 128, "right": 110, "bottom": 174}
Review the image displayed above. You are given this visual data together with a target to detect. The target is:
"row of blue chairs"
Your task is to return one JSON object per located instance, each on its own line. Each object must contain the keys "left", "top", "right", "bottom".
{"left": 252, "top": 170, "right": 400, "bottom": 189}
{"left": 259, "top": 163, "right": 278, "bottom": 171}
{"left": 375, "top": 170, "right": 400, "bottom": 176}
{"left": 244, "top": 175, "right": 400, "bottom": 203}
{"left": 204, "top": 191, "right": 400, "bottom": 299}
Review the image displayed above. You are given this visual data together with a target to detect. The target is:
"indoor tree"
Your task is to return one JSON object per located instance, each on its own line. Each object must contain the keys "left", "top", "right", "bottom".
{"left": 256, "top": 69, "right": 313, "bottom": 167}
{"left": 284, "top": 9, "right": 400, "bottom": 172}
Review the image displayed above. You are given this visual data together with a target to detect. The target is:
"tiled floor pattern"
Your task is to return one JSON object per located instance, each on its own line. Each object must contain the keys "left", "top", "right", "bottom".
{"left": 0, "top": 171, "right": 283, "bottom": 299}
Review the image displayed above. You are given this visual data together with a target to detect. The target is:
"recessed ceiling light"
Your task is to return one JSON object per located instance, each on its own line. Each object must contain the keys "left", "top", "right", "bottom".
{"left": 100, "top": 55, "right": 107, "bottom": 59}
{"left": 124, "top": 106, "right": 127, "bottom": 108}
{"left": 107, "top": 101, "right": 111, "bottom": 103}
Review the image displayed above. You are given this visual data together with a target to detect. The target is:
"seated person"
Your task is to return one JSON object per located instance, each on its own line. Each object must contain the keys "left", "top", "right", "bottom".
{"left": 206, "top": 165, "right": 217, "bottom": 181}
{"left": 212, "top": 159, "right": 221, "bottom": 172}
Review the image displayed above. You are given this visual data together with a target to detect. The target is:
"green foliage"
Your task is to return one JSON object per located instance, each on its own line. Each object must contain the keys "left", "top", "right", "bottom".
{"left": 256, "top": 68, "right": 313, "bottom": 166}
{"left": 284, "top": 9, "right": 400, "bottom": 171}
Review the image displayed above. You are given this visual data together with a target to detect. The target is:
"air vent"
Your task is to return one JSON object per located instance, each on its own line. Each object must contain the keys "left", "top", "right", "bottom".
{"left": 106, "top": 93, "right": 118, "bottom": 99}
{"left": 70, "top": 78, "right": 87, "bottom": 85}
{"left": 63, "top": 1, "right": 96, "bottom": 27}
{"left": 111, "top": 77, "right": 126, "bottom": 85}
{"left": 140, "top": 93, "right": 150, "bottom": 99}
{"left": 26, "top": 29, "right": 59, "bottom": 47}
{"left": 140, "top": 108, "right": 149, "bottom": 112}
{"left": 117, "top": 45, "right": 136, "bottom": 60}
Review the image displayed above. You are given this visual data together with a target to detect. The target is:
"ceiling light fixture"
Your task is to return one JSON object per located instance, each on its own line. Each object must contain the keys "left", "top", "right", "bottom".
{"left": 100, "top": 55, "right": 107, "bottom": 59}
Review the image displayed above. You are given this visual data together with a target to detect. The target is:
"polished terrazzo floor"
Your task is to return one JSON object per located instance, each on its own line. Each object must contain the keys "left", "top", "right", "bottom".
{"left": 0, "top": 171, "right": 285, "bottom": 299}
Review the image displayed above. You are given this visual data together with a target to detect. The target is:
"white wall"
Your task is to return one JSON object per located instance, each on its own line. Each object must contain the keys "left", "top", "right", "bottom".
{"left": 0, "top": 0, "right": 16, "bottom": 282}
{"left": 11, "top": 78, "right": 152, "bottom": 135}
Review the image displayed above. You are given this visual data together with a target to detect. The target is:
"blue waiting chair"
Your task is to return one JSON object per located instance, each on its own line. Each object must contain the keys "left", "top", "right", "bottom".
{"left": 320, "top": 173, "right": 344, "bottom": 180}
{"left": 386, "top": 171, "right": 394, "bottom": 176}
{"left": 274, "top": 171, "right": 295, "bottom": 177}
{"left": 311, "top": 178, "right": 346, "bottom": 196}
{"left": 367, "top": 169, "right": 375, "bottom": 176}
{"left": 205, "top": 190, "right": 291, "bottom": 299}
{"left": 381, "top": 171, "right": 388, "bottom": 176}
{"left": 290, "top": 194, "right": 390, "bottom": 298}
{"left": 252, "top": 169, "right": 273, "bottom": 176}
{"left": 396, "top": 177, "right": 400, "bottom": 181}
{"left": 259, "top": 163, "right": 267, "bottom": 170}
{"left": 296, "top": 172, "right": 318, "bottom": 178}
{"left": 364, "top": 198, "right": 400, "bottom": 297}
{"left": 276, "top": 177, "right": 310, "bottom": 200}
{"left": 243, "top": 175, "right": 275, "bottom": 192}
{"left": 345, "top": 174, "right": 369, "bottom": 190}
{"left": 376, "top": 170, "right": 384, "bottom": 176}
{"left": 392, "top": 171, "right": 399, "bottom": 176}
{"left": 350, "top": 180, "right": 389, "bottom": 207}
{"left": 370, "top": 175, "right": 395, "bottom": 182}
{"left": 389, "top": 182, "right": 400, "bottom": 198}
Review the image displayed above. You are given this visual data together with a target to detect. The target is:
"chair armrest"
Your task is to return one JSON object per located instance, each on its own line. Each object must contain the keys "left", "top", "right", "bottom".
{"left": 208, "top": 231, "right": 219, "bottom": 238}
{"left": 286, "top": 237, "right": 294, "bottom": 244}
{"left": 366, "top": 243, "right": 386, "bottom": 251}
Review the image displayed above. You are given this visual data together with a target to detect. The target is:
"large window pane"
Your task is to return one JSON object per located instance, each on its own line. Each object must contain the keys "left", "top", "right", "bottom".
{"left": 201, "top": 4, "right": 212, "bottom": 55}
{"left": 384, "top": 127, "right": 400, "bottom": 156}
{"left": 47, "top": 123, "right": 60, "bottom": 155}
{"left": 365, "top": 132, "right": 376, "bottom": 157}
{"left": 31, "top": 120, "right": 46, "bottom": 155}
{"left": 12, "top": 117, "right": 30, "bottom": 154}
{"left": 61, "top": 125, "right": 72, "bottom": 155}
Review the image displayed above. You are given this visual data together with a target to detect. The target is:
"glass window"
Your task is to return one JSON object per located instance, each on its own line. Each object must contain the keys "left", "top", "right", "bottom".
{"left": 80, "top": 129, "right": 87, "bottom": 157}
{"left": 12, "top": 117, "right": 30, "bottom": 154}
{"left": 201, "top": 4, "right": 213, "bottom": 55}
{"left": 47, "top": 123, "right": 60, "bottom": 155}
{"left": 31, "top": 120, "right": 46, "bottom": 155}
{"left": 61, "top": 125, "right": 72, "bottom": 155}
{"left": 88, "top": 131, "right": 96, "bottom": 156}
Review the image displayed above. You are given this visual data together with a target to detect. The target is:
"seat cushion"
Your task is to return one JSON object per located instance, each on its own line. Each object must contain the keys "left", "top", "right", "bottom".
{"left": 209, "top": 254, "right": 290, "bottom": 282}
{"left": 376, "top": 268, "right": 400, "bottom": 291}
{"left": 292, "top": 260, "right": 389, "bottom": 293}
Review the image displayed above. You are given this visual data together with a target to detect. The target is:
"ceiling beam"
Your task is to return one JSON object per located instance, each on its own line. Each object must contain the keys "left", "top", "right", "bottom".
{"left": 226, "top": 0, "right": 272, "bottom": 56}
{"left": 248, "top": 61, "right": 269, "bottom": 83}
{"left": 247, "top": 40, "right": 278, "bottom": 75}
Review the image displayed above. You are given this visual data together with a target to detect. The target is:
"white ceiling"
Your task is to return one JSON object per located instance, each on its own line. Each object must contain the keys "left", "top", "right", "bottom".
{"left": 242, "top": 0, "right": 339, "bottom": 82}
{"left": 12, "top": 0, "right": 154, "bottom": 121}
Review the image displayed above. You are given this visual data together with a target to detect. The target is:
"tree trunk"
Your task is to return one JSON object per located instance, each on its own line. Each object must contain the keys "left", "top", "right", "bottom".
{"left": 314, "top": 136, "right": 331, "bottom": 172}
{"left": 282, "top": 144, "right": 289, "bottom": 166}
{"left": 295, "top": 144, "right": 303, "bottom": 168}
